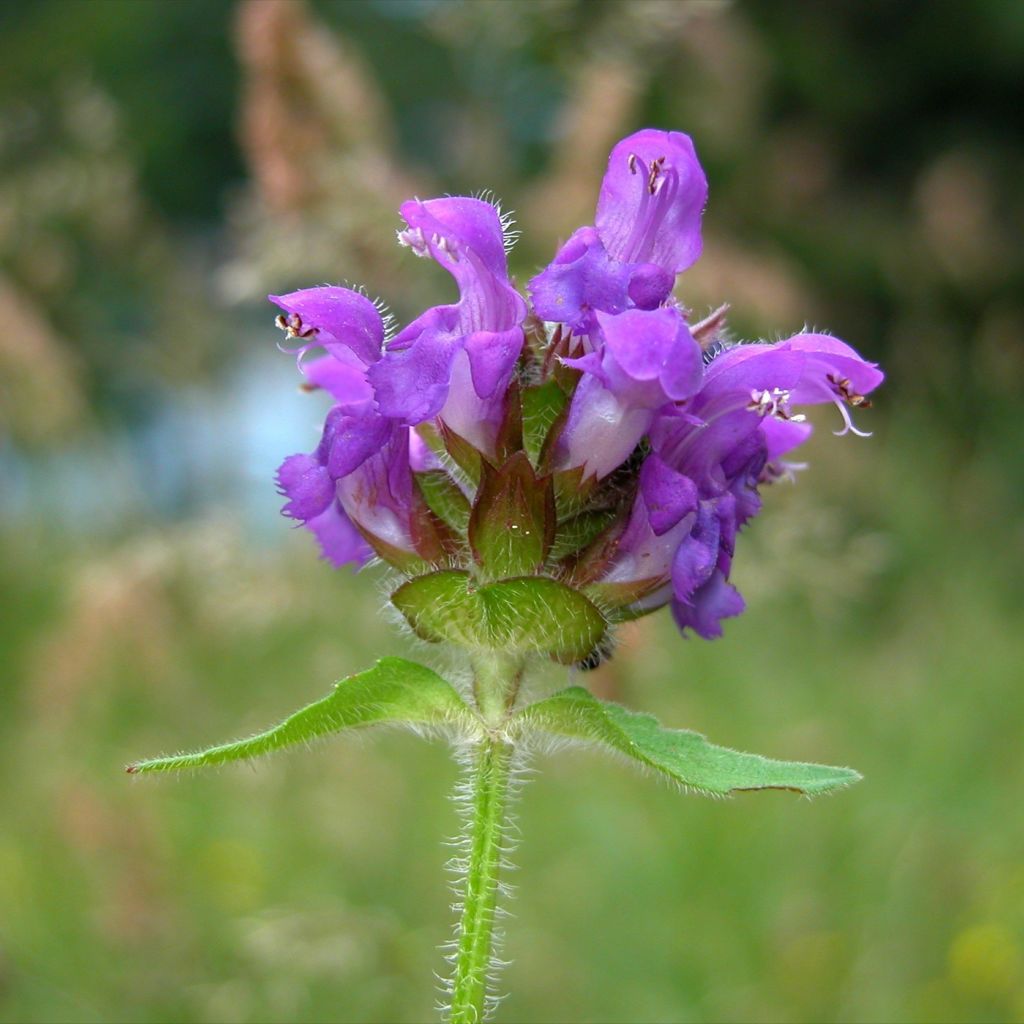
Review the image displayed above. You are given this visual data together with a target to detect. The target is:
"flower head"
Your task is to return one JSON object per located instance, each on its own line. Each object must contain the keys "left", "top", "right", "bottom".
{"left": 272, "top": 127, "right": 882, "bottom": 656}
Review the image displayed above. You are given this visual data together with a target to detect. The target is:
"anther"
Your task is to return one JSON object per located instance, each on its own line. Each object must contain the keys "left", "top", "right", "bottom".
{"left": 647, "top": 156, "right": 666, "bottom": 195}
{"left": 628, "top": 153, "right": 638, "bottom": 175}
{"left": 274, "top": 311, "right": 316, "bottom": 339}
{"left": 747, "top": 387, "right": 805, "bottom": 422}
{"left": 827, "top": 373, "right": 872, "bottom": 408}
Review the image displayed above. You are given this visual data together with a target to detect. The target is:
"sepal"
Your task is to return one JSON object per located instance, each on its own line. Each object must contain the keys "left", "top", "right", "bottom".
{"left": 390, "top": 570, "right": 607, "bottom": 663}
{"left": 415, "top": 469, "right": 472, "bottom": 534}
{"left": 521, "top": 379, "right": 569, "bottom": 469}
{"left": 468, "top": 453, "right": 555, "bottom": 578}
{"left": 439, "top": 420, "right": 487, "bottom": 484}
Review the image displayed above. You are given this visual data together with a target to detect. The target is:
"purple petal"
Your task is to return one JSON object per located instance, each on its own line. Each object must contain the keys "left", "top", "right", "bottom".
{"left": 640, "top": 455, "right": 698, "bottom": 536}
{"left": 671, "top": 571, "right": 745, "bottom": 639}
{"left": 270, "top": 287, "right": 383, "bottom": 366}
{"left": 760, "top": 417, "right": 813, "bottom": 460}
{"left": 410, "top": 427, "right": 442, "bottom": 471}
{"left": 527, "top": 227, "right": 633, "bottom": 331}
{"left": 782, "top": 333, "right": 884, "bottom": 399}
{"left": 325, "top": 408, "right": 394, "bottom": 479}
{"left": 671, "top": 502, "right": 720, "bottom": 601}
{"left": 439, "top": 349, "right": 507, "bottom": 456}
{"left": 399, "top": 197, "right": 526, "bottom": 334}
{"left": 463, "top": 326, "right": 524, "bottom": 400}
{"left": 713, "top": 492, "right": 739, "bottom": 573}
{"left": 400, "top": 196, "right": 508, "bottom": 280}
{"left": 556, "top": 373, "right": 655, "bottom": 481}
{"left": 301, "top": 352, "right": 373, "bottom": 407}
{"left": 368, "top": 308, "right": 463, "bottom": 423}
{"left": 306, "top": 501, "right": 372, "bottom": 569}
{"left": 276, "top": 453, "right": 334, "bottom": 522}
{"left": 627, "top": 263, "right": 675, "bottom": 309}
{"left": 596, "top": 307, "right": 703, "bottom": 403}
{"left": 596, "top": 129, "right": 707, "bottom": 274}
{"left": 336, "top": 432, "right": 416, "bottom": 556}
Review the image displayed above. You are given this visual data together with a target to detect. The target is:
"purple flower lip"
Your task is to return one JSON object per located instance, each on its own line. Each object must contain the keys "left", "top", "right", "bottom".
{"left": 596, "top": 129, "right": 707, "bottom": 273}
{"left": 269, "top": 286, "right": 386, "bottom": 369}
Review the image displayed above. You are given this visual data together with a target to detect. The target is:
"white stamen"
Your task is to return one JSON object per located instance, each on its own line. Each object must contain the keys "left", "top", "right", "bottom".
{"left": 747, "top": 387, "right": 803, "bottom": 422}
{"left": 397, "top": 226, "right": 429, "bottom": 257}
{"left": 831, "top": 397, "right": 872, "bottom": 438}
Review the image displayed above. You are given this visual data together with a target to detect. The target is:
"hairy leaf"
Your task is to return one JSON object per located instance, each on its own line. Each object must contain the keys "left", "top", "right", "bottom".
{"left": 468, "top": 453, "right": 554, "bottom": 578}
{"left": 126, "top": 657, "right": 472, "bottom": 774}
{"left": 521, "top": 379, "right": 568, "bottom": 468}
{"left": 415, "top": 469, "right": 472, "bottom": 533}
{"left": 514, "top": 687, "right": 861, "bottom": 796}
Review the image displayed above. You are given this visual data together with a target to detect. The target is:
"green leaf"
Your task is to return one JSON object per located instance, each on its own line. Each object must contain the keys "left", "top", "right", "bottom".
{"left": 126, "top": 657, "right": 472, "bottom": 774}
{"left": 548, "top": 508, "right": 618, "bottom": 562}
{"left": 521, "top": 379, "right": 568, "bottom": 468}
{"left": 415, "top": 470, "right": 472, "bottom": 533}
{"left": 513, "top": 687, "right": 861, "bottom": 796}
{"left": 391, "top": 571, "right": 608, "bottom": 663}
{"left": 439, "top": 421, "right": 486, "bottom": 484}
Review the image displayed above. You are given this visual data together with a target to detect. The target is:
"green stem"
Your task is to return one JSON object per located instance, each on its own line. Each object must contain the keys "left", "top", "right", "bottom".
{"left": 448, "top": 736, "right": 515, "bottom": 1024}
{"left": 471, "top": 652, "right": 524, "bottom": 726}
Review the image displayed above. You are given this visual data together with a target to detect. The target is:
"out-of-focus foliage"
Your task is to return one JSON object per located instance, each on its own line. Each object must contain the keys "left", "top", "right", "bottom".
{"left": 1, "top": 1, "right": 1022, "bottom": 1022}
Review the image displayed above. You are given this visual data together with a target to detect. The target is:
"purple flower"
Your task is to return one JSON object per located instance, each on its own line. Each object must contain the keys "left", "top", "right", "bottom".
{"left": 272, "top": 126, "right": 883, "bottom": 652}
{"left": 597, "top": 331, "right": 884, "bottom": 637}
{"left": 275, "top": 434, "right": 373, "bottom": 571}
{"left": 276, "top": 414, "right": 427, "bottom": 570}
{"left": 590, "top": 455, "right": 699, "bottom": 603}
{"left": 528, "top": 129, "right": 707, "bottom": 333}
{"left": 271, "top": 285, "right": 385, "bottom": 399}
{"left": 368, "top": 196, "right": 527, "bottom": 455}
{"left": 652, "top": 332, "right": 883, "bottom": 491}
{"left": 556, "top": 306, "right": 703, "bottom": 480}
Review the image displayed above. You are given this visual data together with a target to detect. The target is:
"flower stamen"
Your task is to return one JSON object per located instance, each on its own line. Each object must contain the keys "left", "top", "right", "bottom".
{"left": 747, "top": 387, "right": 806, "bottom": 423}
{"left": 828, "top": 373, "right": 872, "bottom": 408}
{"left": 274, "top": 312, "right": 317, "bottom": 340}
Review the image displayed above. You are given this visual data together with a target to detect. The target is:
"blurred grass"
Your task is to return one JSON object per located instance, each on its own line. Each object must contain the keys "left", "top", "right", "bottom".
{"left": 2, "top": 414, "right": 1021, "bottom": 1024}
{"left": 2, "top": 0, "right": 1023, "bottom": 1021}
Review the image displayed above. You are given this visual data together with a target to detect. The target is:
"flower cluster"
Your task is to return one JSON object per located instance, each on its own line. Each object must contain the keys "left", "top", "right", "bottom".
{"left": 274, "top": 128, "right": 882, "bottom": 653}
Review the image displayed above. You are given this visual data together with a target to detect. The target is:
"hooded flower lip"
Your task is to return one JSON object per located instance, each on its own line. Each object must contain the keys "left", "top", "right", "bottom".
{"left": 596, "top": 129, "right": 707, "bottom": 273}
{"left": 368, "top": 196, "right": 526, "bottom": 434}
{"left": 270, "top": 286, "right": 386, "bottom": 410}
{"left": 528, "top": 128, "right": 707, "bottom": 332}
{"left": 271, "top": 286, "right": 385, "bottom": 368}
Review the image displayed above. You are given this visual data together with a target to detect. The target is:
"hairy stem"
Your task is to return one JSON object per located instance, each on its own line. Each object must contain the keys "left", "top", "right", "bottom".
{"left": 447, "top": 736, "right": 515, "bottom": 1023}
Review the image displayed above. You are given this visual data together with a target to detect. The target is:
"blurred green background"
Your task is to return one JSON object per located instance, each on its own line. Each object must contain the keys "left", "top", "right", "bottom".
{"left": 1, "top": 1, "right": 1022, "bottom": 1022}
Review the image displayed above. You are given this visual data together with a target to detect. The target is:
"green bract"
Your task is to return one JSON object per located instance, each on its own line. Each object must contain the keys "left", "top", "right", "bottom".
{"left": 390, "top": 570, "right": 607, "bottom": 664}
